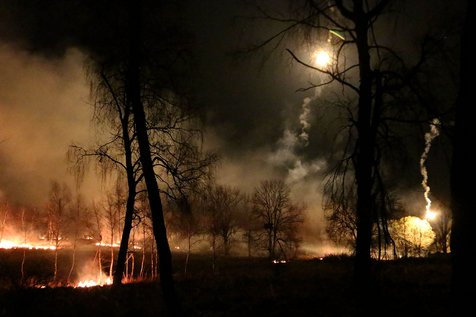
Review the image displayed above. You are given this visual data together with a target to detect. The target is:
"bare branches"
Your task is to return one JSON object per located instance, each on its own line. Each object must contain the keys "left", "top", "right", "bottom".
{"left": 252, "top": 180, "right": 304, "bottom": 260}
{"left": 286, "top": 48, "right": 360, "bottom": 93}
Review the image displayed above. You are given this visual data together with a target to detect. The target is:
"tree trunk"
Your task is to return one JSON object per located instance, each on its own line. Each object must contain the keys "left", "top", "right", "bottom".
{"left": 54, "top": 246, "right": 59, "bottom": 283}
{"left": 21, "top": 209, "right": 26, "bottom": 284}
{"left": 247, "top": 230, "right": 252, "bottom": 258}
{"left": 212, "top": 235, "right": 216, "bottom": 273}
{"left": 223, "top": 235, "right": 229, "bottom": 256}
{"left": 353, "top": 0, "right": 374, "bottom": 288}
{"left": 140, "top": 224, "right": 146, "bottom": 279}
{"left": 68, "top": 240, "right": 76, "bottom": 284}
{"left": 0, "top": 206, "right": 8, "bottom": 243}
{"left": 113, "top": 153, "right": 136, "bottom": 285}
{"left": 185, "top": 234, "right": 191, "bottom": 276}
{"left": 127, "top": 1, "right": 180, "bottom": 314}
{"left": 450, "top": 1, "right": 476, "bottom": 314}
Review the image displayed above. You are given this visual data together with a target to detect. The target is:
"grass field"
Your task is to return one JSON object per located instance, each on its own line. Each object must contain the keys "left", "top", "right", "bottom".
{"left": 0, "top": 249, "right": 452, "bottom": 316}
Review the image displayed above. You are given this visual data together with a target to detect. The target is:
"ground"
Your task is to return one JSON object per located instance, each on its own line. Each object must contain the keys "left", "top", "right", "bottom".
{"left": 0, "top": 251, "right": 452, "bottom": 316}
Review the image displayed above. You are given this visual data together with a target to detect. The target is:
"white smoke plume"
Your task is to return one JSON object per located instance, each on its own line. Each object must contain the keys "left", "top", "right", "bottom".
{"left": 298, "top": 97, "right": 312, "bottom": 146}
{"left": 420, "top": 118, "right": 440, "bottom": 213}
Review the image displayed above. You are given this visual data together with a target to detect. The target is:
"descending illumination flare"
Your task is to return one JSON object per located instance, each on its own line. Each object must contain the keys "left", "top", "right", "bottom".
{"left": 425, "top": 210, "right": 438, "bottom": 221}
{"left": 314, "top": 50, "right": 331, "bottom": 68}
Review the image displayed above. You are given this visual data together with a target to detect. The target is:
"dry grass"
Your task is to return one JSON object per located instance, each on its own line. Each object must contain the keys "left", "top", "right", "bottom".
{"left": 0, "top": 250, "right": 452, "bottom": 316}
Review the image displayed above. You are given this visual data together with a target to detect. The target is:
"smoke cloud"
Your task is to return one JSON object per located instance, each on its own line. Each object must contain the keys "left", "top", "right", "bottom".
{"left": 0, "top": 45, "right": 98, "bottom": 206}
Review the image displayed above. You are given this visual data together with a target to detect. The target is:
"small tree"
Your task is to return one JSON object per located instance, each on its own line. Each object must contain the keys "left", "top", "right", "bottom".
{"left": 46, "top": 181, "right": 72, "bottom": 283}
{"left": 67, "top": 193, "right": 90, "bottom": 283}
{"left": 20, "top": 207, "right": 28, "bottom": 284}
{"left": 90, "top": 201, "right": 105, "bottom": 283}
{"left": 430, "top": 208, "right": 451, "bottom": 254}
{"left": 238, "top": 195, "right": 262, "bottom": 258}
{"left": 324, "top": 184, "right": 357, "bottom": 249}
{"left": 389, "top": 216, "right": 435, "bottom": 258}
{"left": 252, "top": 180, "right": 304, "bottom": 260}
{"left": 203, "top": 185, "right": 243, "bottom": 259}
{"left": 0, "top": 201, "right": 9, "bottom": 243}
{"left": 167, "top": 195, "right": 203, "bottom": 276}
{"left": 103, "top": 181, "right": 125, "bottom": 278}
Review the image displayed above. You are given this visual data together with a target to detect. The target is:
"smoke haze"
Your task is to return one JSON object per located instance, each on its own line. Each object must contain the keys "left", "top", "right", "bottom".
{"left": 0, "top": 45, "right": 97, "bottom": 205}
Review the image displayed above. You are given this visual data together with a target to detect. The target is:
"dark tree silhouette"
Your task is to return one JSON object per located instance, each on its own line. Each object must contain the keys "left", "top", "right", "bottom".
{"left": 69, "top": 66, "right": 141, "bottom": 286}
{"left": 324, "top": 183, "right": 357, "bottom": 250}
{"left": 126, "top": 1, "right": 185, "bottom": 314}
{"left": 203, "top": 184, "right": 243, "bottom": 260}
{"left": 46, "top": 181, "right": 71, "bottom": 283}
{"left": 450, "top": 1, "right": 476, "bottom": 313}
{"left": 70, "top": 2, "right": 215, "bottom": 288}
{"left": 252, "top": 180, "right": 304, "bottom": 261}
{"left": 247, "top": 1, "right": 436, "bottom": 293}
{"left": 166, "top": 194, "right": 205, "bottom": 276}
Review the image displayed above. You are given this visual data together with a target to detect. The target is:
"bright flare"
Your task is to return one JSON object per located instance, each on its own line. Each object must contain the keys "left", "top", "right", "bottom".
{"left": 425, "top": 210, "right": 438, "bottom": 221}
{"left": 314, "top": 50, "right": 331, "bottom": 68}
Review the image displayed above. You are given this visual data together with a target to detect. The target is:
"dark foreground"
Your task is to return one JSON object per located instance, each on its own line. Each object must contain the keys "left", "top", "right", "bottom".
{"left": 0, "top": 254, "right": 451, "bottom": 317}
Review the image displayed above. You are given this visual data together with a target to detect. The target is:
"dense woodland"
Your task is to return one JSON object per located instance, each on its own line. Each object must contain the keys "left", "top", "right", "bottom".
{"left": 0, "top": 0, "right": 475, "bottom": 316}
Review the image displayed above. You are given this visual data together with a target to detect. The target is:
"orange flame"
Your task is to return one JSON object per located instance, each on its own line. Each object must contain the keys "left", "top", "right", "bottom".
{"left": 76, "top": 276, "right": 112, "bottom": 288}
{"left": 0, "top": 240, "right": 57, "bottom": 250}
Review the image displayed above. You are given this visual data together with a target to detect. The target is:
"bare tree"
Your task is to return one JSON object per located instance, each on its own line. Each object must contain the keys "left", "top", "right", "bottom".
{"left": 389, "top": 216, "right": 435, "bottom": 258}
{"left": 433, "top": 208, "right": 451, "bottom": 254}
{"left": 102, "top": 181, "right": 125, "bottom": 278}
{"left": 69, "top": 58, "right": 141, "bottom": 286}
{"left": 238, "top": 195, "right": 262, "bottom": 258}
{"left": 0, "top": 201, "right": 9, "bottom": 243}
{"left": 20, "top": 208, "right": 27, "bottom": 284}
{"left": 246, "top": 1, "right": 436, "bottom": 291}
{"left": 204, "top": 185, "right": 243, "bottom": 258}
{"left": 324, "top": 179, "right": 398, "bottom": 259}
{"left": 167, "top": 195, "right": 203, "bottom": 276}
{"left": 73, "top": 3, "right": 215, "bottom": 291}
{"left": 252, "top": 180, "right": 304, "bottom": 260}
{"left": 46, "top": 181, "right": 71, "bottom": 283}
{"left": 124, "top": 2, "right": 219, "bottom": 312}
{"left": 324, "top": 184, "right": 357, "bottom": 250}
{"left": 67, "top": 193, "right": 90, "bottom": 284}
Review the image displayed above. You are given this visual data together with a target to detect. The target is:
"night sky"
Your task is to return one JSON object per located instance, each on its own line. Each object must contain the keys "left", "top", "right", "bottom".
{"left": 0, "top": 0, "right": 466, "bottom": 249}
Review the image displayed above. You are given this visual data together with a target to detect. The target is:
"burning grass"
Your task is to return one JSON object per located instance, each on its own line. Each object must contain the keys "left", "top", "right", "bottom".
{"left": 0, "top": 251, "right": 452, "bottom": 317}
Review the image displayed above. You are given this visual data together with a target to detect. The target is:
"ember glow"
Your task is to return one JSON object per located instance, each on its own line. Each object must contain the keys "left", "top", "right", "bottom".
{"left": 95, "top": 242, "right": 141, "bottom": 250}
{"left": 95, "top": 242, "right": 120, "bottom": 248}
{"left": 76, "top": 276, "right": 112, "bottom": 288}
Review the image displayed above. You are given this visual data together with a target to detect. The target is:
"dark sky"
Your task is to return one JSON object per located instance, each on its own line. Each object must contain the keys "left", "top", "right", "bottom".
{"left": 0, "top": 0, "right": 465, "bottom": 249}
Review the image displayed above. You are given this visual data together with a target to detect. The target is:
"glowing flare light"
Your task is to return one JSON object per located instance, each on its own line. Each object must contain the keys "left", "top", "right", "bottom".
{"left": 425, "top": 210, "right": 438, "bottom": 221}
{"left": 314, "top": 50, "right": 331, "bottom": 68}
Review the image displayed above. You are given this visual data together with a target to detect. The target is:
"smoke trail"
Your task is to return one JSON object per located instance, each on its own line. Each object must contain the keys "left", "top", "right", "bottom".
{"left": 298, "top": 97, "right": 312, "bottom": 146}
{"left": 420, "top": 118, "right": 440, "bottom": 213}
{"left": 269, "top": 83, "right": 326, "bottom": 184}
